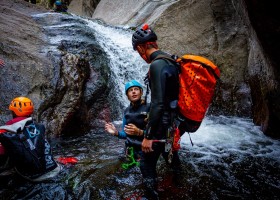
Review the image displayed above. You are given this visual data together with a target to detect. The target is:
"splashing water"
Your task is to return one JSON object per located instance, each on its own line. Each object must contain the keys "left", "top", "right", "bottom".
{"left": 84, "top": 18, "right": 149, "bottom": 106}
{"left": 181, "top": 116, "right": 280, "bottom": 161}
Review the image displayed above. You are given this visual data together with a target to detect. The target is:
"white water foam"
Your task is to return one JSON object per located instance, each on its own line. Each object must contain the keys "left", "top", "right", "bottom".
{"left": 180, "top": 116, "right": 280, "bottom": 162}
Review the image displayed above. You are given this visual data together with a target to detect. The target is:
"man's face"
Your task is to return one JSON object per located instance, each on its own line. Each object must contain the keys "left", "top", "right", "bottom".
{"left": 127, "top": 87, "right": 142, "bottom": 103}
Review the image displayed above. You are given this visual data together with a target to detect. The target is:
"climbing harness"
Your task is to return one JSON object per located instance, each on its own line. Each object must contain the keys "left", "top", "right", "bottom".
{"left": 121, "top": 147, "right": 140, "bottom": 170}
{"left": 164, "top": 122, "right": 182, "bottom": 164}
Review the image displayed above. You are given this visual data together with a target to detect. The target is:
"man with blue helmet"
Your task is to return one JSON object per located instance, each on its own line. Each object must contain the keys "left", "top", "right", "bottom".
{"left": 105, "top": 80, "right": 150, "bottom": 168}
{"left": 54, "top": 0, "right": 67, "bottom": 13}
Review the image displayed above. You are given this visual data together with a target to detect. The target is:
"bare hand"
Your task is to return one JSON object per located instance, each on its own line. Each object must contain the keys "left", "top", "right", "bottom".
{"left": 104, "top": 122, "right": 118, "bottom": 136}
{"left": 124, "top": 123, "right": 141, "bottom": 136}
{"left": 142, "top": 138, "right": 153, "bottom": 153}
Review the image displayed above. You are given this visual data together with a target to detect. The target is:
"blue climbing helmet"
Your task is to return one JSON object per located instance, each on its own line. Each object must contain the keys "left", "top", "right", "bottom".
{"left": 125, "top": 80, "right": 143, "bottom": 94}
{"left": 55, "top": 0, "right": 62, "bottom": 6}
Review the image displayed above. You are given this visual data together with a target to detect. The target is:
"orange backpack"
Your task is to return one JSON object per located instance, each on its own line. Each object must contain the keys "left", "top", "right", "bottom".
{"left": 176, "top": 55, "right": 220, "bottom": 122}
{"left": 154, "top": 54, "right": 220, "bottom": 122}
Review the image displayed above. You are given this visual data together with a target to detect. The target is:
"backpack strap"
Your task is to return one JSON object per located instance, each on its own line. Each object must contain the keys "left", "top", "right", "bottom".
{"left": 0, "top": 117, "right": 33, "bottom": 133}
{"left": 152, "top": 54, "right": 182, "bottom": 74}
{"left": 152, "top": 54, "right": 178, "bottom": 65}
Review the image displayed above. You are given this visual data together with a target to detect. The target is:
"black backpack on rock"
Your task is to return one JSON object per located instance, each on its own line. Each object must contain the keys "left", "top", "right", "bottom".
{"left": 0, "top": 118, "right": 57, "bottom": 179}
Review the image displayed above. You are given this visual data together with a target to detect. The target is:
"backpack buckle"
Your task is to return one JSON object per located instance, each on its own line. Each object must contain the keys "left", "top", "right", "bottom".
{"left": 25, "top": 124, "right": 40, "bottom": 138}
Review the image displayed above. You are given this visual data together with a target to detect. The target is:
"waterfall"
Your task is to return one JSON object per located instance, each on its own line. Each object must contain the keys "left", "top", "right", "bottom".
{"left": 34, "top": 12, "right": 150, "bottom": 123}
{"left": 84, "top": 19, "right": 149, "bottom": 108}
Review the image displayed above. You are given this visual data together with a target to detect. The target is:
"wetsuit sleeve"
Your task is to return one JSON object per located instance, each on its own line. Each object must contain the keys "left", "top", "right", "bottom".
{"left": 145, "top": 60, "right": 167, "bottom": 139}
{"left": 118, "top": 116, "right": 127, "bottom": 139}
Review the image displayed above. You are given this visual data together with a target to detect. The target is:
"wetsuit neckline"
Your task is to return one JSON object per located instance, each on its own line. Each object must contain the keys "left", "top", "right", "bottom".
{"left": 150, "top": 50, "right": 170, "bottom": 62}
{"left": 130, "top": 99, "right": 142, "bottom": 108}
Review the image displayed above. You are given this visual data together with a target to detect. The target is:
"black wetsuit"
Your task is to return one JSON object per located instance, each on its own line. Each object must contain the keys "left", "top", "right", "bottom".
{"left": 118, "top": 100, "right": 150, "bottom": 159}
{"left": 140, "top": 50, "right": 181, "bottom": 198}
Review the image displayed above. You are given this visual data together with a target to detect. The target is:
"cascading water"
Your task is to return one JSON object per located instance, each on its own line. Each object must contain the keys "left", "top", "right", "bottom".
{"left": 84, "top": 18, "right": 149, "bottom": 108}
{"left": 0, "top": 12, "right": 279, "bottom": 200}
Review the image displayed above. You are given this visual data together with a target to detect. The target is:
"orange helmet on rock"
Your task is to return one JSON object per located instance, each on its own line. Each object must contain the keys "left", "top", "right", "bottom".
{"left": 9, "top": 97, "right": 34, "bottom": 117}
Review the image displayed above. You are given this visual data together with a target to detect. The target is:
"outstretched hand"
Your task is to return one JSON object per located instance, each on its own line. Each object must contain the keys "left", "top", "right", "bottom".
{"left": 104, "top": 122, "right": 118, "bottom": 136}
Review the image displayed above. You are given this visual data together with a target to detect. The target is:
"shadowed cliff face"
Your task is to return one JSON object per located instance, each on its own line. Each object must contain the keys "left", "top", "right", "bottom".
{"left": 244, "top": 0, "right": 280, "bottom": 137}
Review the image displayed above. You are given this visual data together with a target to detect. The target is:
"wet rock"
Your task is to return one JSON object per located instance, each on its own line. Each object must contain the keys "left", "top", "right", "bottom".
{"left": 0, "top": 1, "right": 113, "bottom": 136}
{"left": 68, "top": 0, "right": 100, "bottom": 18}
{"left": 0, "top": 0, "right": 51, "bottom": 122}
{"left": 91, "top": 0, "right": 177, "bottom": 27}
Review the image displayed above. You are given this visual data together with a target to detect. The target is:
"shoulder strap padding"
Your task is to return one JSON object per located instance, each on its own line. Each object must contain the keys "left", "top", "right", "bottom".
{"left": 153, "top": 54, "right": 220, "bottom": 79}
{"left": 152, "top": 54, "right": 176, "bottom": 63}
{"left": 178, "top": 55, "right": 220, "bottom": 78}
{"left": 0, "top": 117, "right": 33, "bottom": 133}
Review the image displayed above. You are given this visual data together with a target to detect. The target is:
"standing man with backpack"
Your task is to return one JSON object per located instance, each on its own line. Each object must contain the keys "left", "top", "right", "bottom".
{"left": 0, "top": 97, "right": 60, "bottom": 181}
{"left": 132, "top": 24, "right": 202, "bottom": 199}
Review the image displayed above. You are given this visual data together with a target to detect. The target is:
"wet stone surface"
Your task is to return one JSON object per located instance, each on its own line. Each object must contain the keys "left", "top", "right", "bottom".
{"left": 1, "top": 117, "right": 280, "bottom": 200}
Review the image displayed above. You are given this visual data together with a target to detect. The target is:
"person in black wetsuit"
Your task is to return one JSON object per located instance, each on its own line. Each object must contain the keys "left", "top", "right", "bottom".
{"left": 132, "top": 24, "right": 201, "bottom": 199}
{"left": 0, "top": 97, "right": 60, "bottom": 182}
{"left": 105, "top": 80, "right": 150, "bottom": 166}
